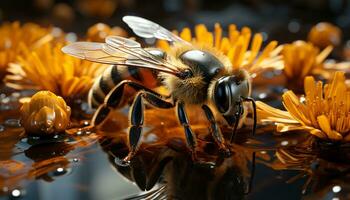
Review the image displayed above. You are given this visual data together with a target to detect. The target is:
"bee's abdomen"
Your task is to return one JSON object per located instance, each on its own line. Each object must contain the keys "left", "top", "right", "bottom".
{"left": 88, "top": 65, "right": 158, "bottom": 108}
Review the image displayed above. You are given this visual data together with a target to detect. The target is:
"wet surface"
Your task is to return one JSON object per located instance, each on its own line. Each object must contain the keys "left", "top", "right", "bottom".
{"left": 1, "top": 74, "right": 350, "bottom": 200}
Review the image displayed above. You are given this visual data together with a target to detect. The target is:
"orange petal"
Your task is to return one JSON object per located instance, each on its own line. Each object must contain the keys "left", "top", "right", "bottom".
{"left": 317, "top": 115, "right": 342, "bottom": 140}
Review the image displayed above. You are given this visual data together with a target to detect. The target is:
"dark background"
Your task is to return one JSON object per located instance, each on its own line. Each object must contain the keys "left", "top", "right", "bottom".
{"left": 0, "top": 0, "right": 349, "bottom": 44}
{"left": 0, "top": 1, "right": 349, "bottom": 200}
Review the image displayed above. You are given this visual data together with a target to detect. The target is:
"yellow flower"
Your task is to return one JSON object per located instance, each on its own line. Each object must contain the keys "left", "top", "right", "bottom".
{"left": 257, "top": 71, "right": 350, "bottom": 142}
{"left": 4, "top": 42, "right": 107, "bottom": 100}
{"left": 21, "top": 91, "right": 71, "bottom": 135}
{"left": 0, "top": 22, "right": 53, "bottom": 76}
{"left": 282, "top": 40, "right": 333, "bottom": 83}
{"left": 157, "top": 23, "right": 283, "bottom": 73}
{"left": 308, "top": 22, "right": 342, "bottom": 48}
{"left": 86, "top": 23, "right": 128, "bottom": 42}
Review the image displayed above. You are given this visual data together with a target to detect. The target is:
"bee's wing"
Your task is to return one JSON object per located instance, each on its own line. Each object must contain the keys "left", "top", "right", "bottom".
{"left": 123, "top": 16, "right": 189, "bottom": 44}
{"left": 62, "top": 37, "right": 182, "bottom": 76}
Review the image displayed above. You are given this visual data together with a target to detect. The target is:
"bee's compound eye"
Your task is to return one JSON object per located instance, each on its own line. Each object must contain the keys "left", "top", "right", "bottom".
{"left": 214, "top": 81, "right": 230, "bottom": 113}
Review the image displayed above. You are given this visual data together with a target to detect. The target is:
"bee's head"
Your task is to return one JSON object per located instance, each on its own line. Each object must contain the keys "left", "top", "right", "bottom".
{"left": 212, "top": 70, "right": 250, "bottom": 125}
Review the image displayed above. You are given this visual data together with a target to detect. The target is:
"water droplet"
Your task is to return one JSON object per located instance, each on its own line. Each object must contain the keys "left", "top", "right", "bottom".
{"left": 57, "top": 167, "right": 64, "bottom": 173}
{"left": 4, "top": 119, "right": 21, "bottom": 127}
{"left": 76, "top": 130, "right": 82, "bottom": 135}
{"left": 11, "top": 92, "right": 21, "bottom": 98}
{"left": 0, "top": 125, "right": 5, "bottom": 132}
{"left": 10, "top": 189, "right": 23, "bottom": 198}
{"left": 82, "top": 121, "right": 90, "bottom": 126}
{"left": 332, "top": 185, "right": 341, "bottom": 193}
{"left": 1, "top": 97, "right": 10, "bottom": 104}
{"left": 258, "top": 93, "right": 267, "bottom": 100}
{"left": 75, "top": 128, "right": 92, "bottom": 136}
{"left": 281, "top": 140, "right": 289, "bottom": 146}
{"left": 49, "top": 167, "right": 72, "bottom": 177}
{"left": 20, "top": 138, "right": 28, "bottom": 143}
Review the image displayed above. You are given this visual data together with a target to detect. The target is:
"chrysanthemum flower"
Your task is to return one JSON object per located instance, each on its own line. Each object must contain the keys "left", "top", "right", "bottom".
{"left": 257, "top": 71, "right": 350, "bottom": 142}
{"left": 282, "top": 40, "right": 333, "bottom": 85}
{"left": 157, "top": 23, "right": 283, "bottom": 73}
{"left": 4, "top": 42, "right": 107, "bottom": 100}
{"left": 0, "top": 22, "right": 53, "bottom": 77}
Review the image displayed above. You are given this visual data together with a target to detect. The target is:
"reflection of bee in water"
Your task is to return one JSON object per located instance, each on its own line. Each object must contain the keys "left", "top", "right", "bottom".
{"left": 100, "top": 138, "right": 256, "bottom": 200}
{"left": 62, "top": 16, "right": 257, "bottom": 163}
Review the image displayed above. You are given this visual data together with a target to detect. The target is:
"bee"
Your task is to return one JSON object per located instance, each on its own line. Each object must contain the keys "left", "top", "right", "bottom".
{"left": 62, "top": 16, "right": 257, "bottom": 163}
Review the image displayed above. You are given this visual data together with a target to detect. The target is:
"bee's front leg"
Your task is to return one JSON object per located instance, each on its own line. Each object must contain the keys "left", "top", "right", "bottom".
{"left": 123, "top": 91, "right": 174, "bottom": 165}
{"left": 202, "top": 105, "right": 231, "bottom": 157}
{"left": 241, "top": 97, "right": 257, "bottom": 136}
{"left": 176, "top": 102, "right": 198, "bottom": 161}
{"left": 230, "top": 102, "right": 243, "bottom": 143}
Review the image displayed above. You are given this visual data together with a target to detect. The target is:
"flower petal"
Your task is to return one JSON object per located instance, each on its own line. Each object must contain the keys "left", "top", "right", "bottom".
{"left": 317, "top": 115, "right": 343, "bottom": 141}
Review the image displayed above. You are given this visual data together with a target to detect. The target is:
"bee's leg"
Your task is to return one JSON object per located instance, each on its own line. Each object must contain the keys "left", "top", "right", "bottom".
{"left": 91, "top": 80, "right": 170, "bottom": 127}
{"left": 124, "top": 91, "right": 174, "bottom": 164}
{"left": 90, "top": 105, "right": 112, "bottom": 127}
{"left": 230, "top": 103, "right": 243, "bottom": 143}
{"left": 242, "top": 97, "right": 257, "bottom": 136}
{"left": 201, "top": 105, "right": 231, "bottom": 157}
{"left": 176, "top": 101, "right": 198, "bottom": 161}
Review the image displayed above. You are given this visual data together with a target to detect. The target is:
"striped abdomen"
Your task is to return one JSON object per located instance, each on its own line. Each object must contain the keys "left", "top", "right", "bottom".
{"left": 88, "top": 65, "right": 158, "bottom": 108}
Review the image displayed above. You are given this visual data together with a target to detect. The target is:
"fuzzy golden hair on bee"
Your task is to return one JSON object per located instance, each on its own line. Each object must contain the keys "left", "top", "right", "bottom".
{"left": 159, "top": 43, "right": 236, "bottom": 104}
{"left": 160, "top": 57, "right": 207, "bottom": 104}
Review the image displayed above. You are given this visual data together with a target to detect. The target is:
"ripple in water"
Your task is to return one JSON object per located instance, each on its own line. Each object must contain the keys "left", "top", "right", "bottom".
{"left": 47, "top": 167, "right": 72, "bottom": 177}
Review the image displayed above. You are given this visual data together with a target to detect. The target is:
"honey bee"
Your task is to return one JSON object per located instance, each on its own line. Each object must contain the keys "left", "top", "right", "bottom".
{"left": 62, "top": 16, "right": 257, "bottom": 163}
